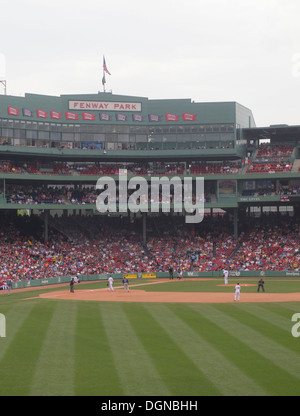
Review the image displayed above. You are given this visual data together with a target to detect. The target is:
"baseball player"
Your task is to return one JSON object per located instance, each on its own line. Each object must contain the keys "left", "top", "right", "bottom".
{"left": 178, "top": 267, "right": 183, "bottom": 280}
{"left": 108, "top": 276, "right": 114, "bottom": 292}
{"left": 223, "top": 270, "right": 229, "bottom": 285}
{"left": 7, "top": 279, "right": 12, "bottom": 296}
{"left": 234, "top": 282, "right": 241, "bottom": 301}
{"left": 257, "top": 278, "right": 265, "bottom": 292}
{"left": 122, "top": 276, "right": 130, "bottom": 293}
{"left": 70, "top": 277, "right": 75, "bottom": 293}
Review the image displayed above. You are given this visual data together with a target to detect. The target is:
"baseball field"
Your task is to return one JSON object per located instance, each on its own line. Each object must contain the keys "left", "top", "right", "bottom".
{"left": 0, "top": 277, "right": 300, "bottom": 397}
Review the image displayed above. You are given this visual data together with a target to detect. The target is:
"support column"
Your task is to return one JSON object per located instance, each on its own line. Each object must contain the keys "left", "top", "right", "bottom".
{"left": 44, "top": 210, "right": 49, "bottom": 244}
{"left": 142, "top": 212, "right": 147, "bottom": 245}
{"left": 234, "top": 208, "right": 238, "bottom": 240}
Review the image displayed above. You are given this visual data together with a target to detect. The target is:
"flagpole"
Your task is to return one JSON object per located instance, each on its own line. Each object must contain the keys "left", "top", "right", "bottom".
{"left": 102, "top": 55, "right": 111, "bottom": 93}
{"left": 0, "top": 80, "right": 6, "bottom": 95}
{"left": 103, "top": 69, "right": 106, "bottom": 93}
{"left": 102, "top": 58, "right": 106, "bottom": 93}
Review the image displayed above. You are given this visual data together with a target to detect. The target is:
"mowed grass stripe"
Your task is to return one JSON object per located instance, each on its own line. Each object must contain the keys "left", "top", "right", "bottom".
{"left": 213, "top": 304, "right": 300, "bottom": 372}
{"left": 122, "top": 303, "right": 220, "bottom": 396}
{"left": 237, "top": 303, "right": 300, "bottom": 355}
{"left": 74, "top": 302, "right": 122, "bottom": 396}
{"left": 29, "top": 302, "right": 77, "bottom": 396}
{"left": 147, "top": 303, "right": 265, "bottom": 396}
{"left": 101, "top": 303, "right": 171, "bottom": 396}
{"left": 0, "top": 301, "right": 56, "bottom": 396}
{"left": 269, "top": 302, "right": 300, "bottom": 315}
{"left": 191, "top": 304, "right": 300, "bottom": 396}
{"left": 0, "top": 301, "right": 36, "bottom": 362}
{"left": 239, "top": 304, "right": 294, "bottom": 332}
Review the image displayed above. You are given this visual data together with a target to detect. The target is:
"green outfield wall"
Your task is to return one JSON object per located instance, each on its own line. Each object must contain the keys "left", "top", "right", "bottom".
{"left": 8, "top": 270, "right": 300, "bottom": 290}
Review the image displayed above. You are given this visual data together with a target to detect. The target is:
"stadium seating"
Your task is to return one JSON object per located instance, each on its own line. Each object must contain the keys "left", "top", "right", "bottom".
{"left": 0, "top": 214, "right": 298, "bottom": 284}
{"left": 246, "top": 145, "right": 295, "bottom": 173}
{"left": 190, "top": 162, "right": 241, "bottom": 175}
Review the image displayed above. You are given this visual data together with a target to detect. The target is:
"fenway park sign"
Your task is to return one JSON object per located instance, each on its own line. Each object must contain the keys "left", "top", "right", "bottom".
{"left": 69, "top": 100, "right": 142, "bottom": 112}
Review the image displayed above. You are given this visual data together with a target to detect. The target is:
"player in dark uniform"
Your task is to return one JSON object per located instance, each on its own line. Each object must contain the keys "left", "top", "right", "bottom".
{"left": 122, "top": 276, "right": 130, "bottom": 293}
{"left": 257, "top": 278, "right": 265, "bottom": 292}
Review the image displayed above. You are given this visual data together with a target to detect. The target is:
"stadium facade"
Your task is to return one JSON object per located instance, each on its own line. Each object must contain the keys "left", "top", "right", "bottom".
{"left": 0, "top": 91, "right": 299, "bottom": 244}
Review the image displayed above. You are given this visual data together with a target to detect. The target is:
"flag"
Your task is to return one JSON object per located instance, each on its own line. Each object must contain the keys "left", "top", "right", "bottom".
{"left": 183, "top": 113, "right": 197, "bottom": 121}
{"left": 22, "top": 108, "right": 32, "bottom": 117}
{"left": 50, "top": 111, "right": 62, "bottom": 120}
{"left": 148, "top": 114, "right": 161, "bottom": 122}
{"left": 132, "top": 114, "right": 144, "bottom": 122}
{"left": 37, "top": 109, "right": 48, "bottom": 118}
{"left": 82, "top": 112, "right": 95, "bottom": 121}
{"left": 65, "top": 112, "right": 79, "bottom": 120}
{"left": 165, "top": 113, "right": 179, "bottom": 122}
{"left": 99, "top": 113, "right": 111, "bottom": 121}
{"left": 115, "top": 114, "right": 127, "bottom": 122}
{"left": 103, "top": 56, "right": 111, "bottom": 75}
{"left": 7, "top": 106, "right": 19, "bottom": 116}
{"left": 102, "top": 73, "right": 106, "bottom": 86}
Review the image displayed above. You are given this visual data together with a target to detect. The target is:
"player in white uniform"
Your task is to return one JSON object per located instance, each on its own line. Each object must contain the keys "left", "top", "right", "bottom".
{"left": 223, "top": 270, "right": 229, "bottom": 285}
{"left": 234, "top": 283, "right": 241, "bottom": 301}
{"left": 108, "top": 276, "right": 114, "bottom": 292}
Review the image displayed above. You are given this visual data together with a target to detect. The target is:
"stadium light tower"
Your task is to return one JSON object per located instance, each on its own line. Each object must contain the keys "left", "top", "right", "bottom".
{"left": 0, "top": 80, "right": 7, "bottom": 95}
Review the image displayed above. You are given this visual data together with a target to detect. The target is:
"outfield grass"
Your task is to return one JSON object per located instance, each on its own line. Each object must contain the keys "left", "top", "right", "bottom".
{"left": 0, "top": 278, "right": 300, "bottom": 396}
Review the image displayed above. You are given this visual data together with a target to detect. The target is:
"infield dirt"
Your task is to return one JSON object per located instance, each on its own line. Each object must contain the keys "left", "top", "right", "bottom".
{"left": 37, "top": 279, "right": 300, "bottom": 303}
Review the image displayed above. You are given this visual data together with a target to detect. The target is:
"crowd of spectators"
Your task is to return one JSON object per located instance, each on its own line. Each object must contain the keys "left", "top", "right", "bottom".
{"left": 5, "top": 185, "right": 98, "bottom": 205}
{"left": 0, "top": 159, "right": 270, "bottom": 177}
{"left": 242, "top": 183, "right": 300, "bottom": 197}
{"left": 0, "top": 213, "right": 299, "bottom": 286}
{"left": 246, "top": 162, "right": 293, "bottom": 174}
{"left": 190, "top": 161, "right": 242, "bottom": 175}
{"left": 4, "top": 184, "right": 214, "bottom": 205}
{"left": 229, "top": 216, "right": 300, "bottom": 271}
{"left": 0, "top": 161, "right": 72, "bottom": 175}
{"left": 246, "top": 145, "right": 295, "bottom": 174}
{"left": 254, "top": 145, "right": 294, "bottom": 161}
{"left": 1, "top": 154, "right": 300, "bottom": 178}
{"left": 5, "top": 181, "right": 299, "bottom": 207}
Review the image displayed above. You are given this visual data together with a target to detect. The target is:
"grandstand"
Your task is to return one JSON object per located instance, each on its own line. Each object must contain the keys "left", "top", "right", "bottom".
{"left": 0, "top": 92, "right": 299, "bottom": 282}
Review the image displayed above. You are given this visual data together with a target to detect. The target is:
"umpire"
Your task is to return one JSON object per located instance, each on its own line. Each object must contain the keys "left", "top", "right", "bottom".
{"left": 257, "top": 278, "right": 265, "bottom": 292}
{"left": 70, "top": 277, "right": 75, "bottom": 293}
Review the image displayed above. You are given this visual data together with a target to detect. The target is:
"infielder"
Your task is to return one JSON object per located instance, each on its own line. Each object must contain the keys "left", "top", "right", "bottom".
{"left": 7, "top": 279, "right": 12, "bottom": 296}
{"left": 223, "top": 270, "right": 229, "bottom": 285}
{"left": 178, "top": 268, "right": 183, "bottom": 280}
{"left": 122, "top": 276, "right": 130, "bottom": 293}
{"left": 108, "top": 276, "right": 114, "bottom": 292}
{"left": 234, "top": 283, "right": 241, "bottom": 301}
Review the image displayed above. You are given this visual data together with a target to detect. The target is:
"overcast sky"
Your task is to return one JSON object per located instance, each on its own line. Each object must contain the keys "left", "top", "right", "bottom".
{"left": 0, "top": 0, "right": 299, "bottom": 127}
